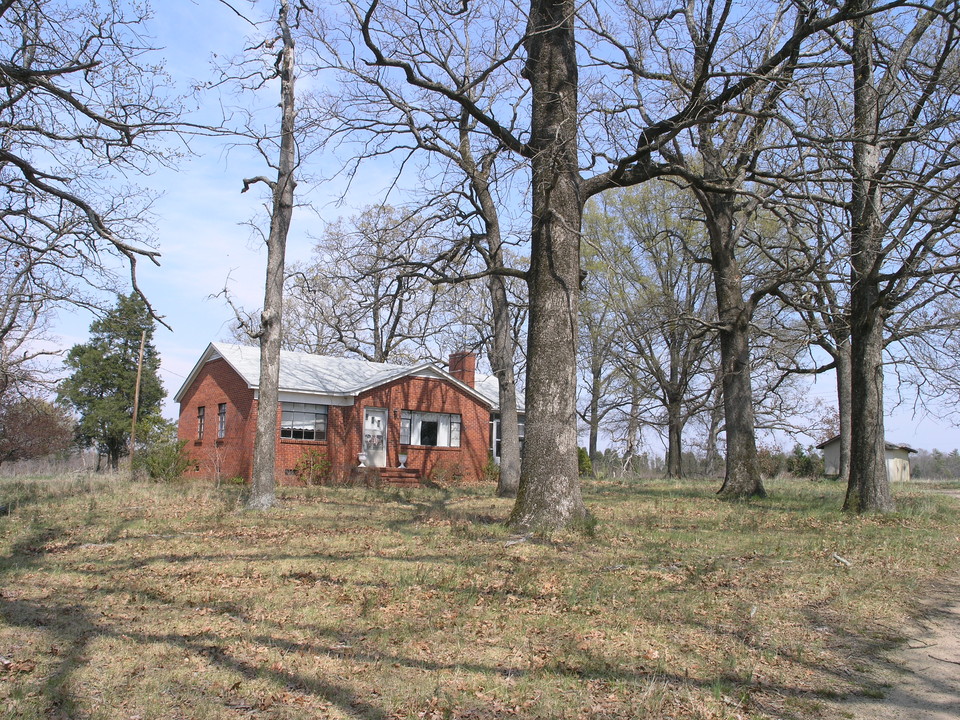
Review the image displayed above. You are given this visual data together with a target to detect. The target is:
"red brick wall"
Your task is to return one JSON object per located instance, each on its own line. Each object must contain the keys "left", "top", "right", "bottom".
{"left": 271, "top": 398, "right": 345, "bottom": 484}
{"left": 272, "top": 375, "right": 492, "bottom": 483}
{"left": 345, "top": 375, "right": 491, "bottom": 483}
{"left": 177, "top": 358, "right": 256, "bottom": 481}
{"left": 179, "top": 362, "right": 493, "bottom": 484}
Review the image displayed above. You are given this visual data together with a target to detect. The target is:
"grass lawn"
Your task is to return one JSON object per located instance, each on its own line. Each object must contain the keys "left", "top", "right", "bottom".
{"left": 1, "top": 474, "right": 958, "bottom": 719}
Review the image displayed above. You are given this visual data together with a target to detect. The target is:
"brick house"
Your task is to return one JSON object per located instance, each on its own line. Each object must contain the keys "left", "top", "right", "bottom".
{"left": 173, "top": 343, "right": 522, "bottom": 485}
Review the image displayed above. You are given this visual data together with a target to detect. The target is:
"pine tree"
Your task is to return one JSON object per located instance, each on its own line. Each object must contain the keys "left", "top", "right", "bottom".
{"left": 59, "top": 294, "right": 164, "bottom": 470}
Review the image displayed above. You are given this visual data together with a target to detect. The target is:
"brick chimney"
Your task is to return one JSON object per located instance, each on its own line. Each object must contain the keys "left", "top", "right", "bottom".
{"left": 448, "top": 351, "right": 477, "bottom": 388}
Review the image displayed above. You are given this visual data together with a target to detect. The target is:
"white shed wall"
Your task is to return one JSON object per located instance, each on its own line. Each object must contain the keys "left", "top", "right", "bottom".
{"left": 819, "top": 441, "right": 912, "bottom": 482}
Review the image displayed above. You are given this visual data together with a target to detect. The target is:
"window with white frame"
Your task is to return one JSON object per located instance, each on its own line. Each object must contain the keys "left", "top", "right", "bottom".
{"left": 280, "top": 402, "right": 328, "bottom": 441}
{"left": 197, "top": 406, "right": 205, "bottom": 440}
{"left": 490, "top": 413, "right": 525, "bottom": 459}
{"left": 217, "top": 403, "right": 227, "bottom": 439}
{"left": 400, "top": 411, "right": 461, "bottom": 447}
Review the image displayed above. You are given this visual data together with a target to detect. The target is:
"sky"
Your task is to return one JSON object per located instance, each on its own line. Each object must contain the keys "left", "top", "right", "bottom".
{"left": 46, "top": 0, "right": 960, "bottom": 455}
{"left": 51, "top": 1, "right": 375, "bottom": 417}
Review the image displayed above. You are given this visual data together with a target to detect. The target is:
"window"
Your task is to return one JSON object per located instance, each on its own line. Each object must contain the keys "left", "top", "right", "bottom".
{"left": 217, "top": 403, "right": 227, "bottom": 439}
{"left": 197, "top": 406, "right": 205, "bottom": 440}
{"left": 280, "top": 402, "right": 328, "bottom": 441}
{"left": 490, "top": 413, "right": 525, "bottom": 459}
{"left": 400, "top": 411, "right": 461, "bottom": 447}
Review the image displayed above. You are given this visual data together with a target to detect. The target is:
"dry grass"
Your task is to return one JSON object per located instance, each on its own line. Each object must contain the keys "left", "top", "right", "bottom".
{"left": 1, "top": 474, "right": 958, "bottom": 719}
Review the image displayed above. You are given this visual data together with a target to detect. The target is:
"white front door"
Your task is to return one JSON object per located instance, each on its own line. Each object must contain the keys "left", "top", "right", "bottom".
{"left": 362, "top": 408, "right": 388, "bottom": 467}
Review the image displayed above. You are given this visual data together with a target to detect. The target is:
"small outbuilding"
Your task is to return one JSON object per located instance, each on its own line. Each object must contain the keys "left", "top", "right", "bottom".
{"left": 816, "top": 435, "right": 918, "bottom": 482}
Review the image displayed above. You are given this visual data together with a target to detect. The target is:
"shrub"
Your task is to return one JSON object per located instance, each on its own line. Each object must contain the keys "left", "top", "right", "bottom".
{"left": 481, "top": 454, "right": 501, "bottom": 483}
{"left": 140, "top": 437, "right": 194, "bottom": 482}
{"left": 428, "top": 460, "right": 465, "bottom": 485}
{"left": 294, "top": 449, "right": 332, "bottom": 486}
{"left": 785, "top": 444, "right": 825, "bottom": 479}
{"left": 755, "top": 445, "right": 788, "bottom": 478}
{"left": 578, "top": 447, "right": 593, "bottom": 477}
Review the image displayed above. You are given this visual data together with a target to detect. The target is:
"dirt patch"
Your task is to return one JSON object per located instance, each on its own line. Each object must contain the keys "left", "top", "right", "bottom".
{"left": 837, "top": 591, "right": 960, "bottom": 719}
{"left": 831, "top": 489, "right": 960, "bottom": 719}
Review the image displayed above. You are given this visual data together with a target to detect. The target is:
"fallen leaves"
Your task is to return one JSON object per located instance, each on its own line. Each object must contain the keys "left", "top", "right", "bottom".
{"left": 0, "top": 656, "right": 36, "bottom": 674}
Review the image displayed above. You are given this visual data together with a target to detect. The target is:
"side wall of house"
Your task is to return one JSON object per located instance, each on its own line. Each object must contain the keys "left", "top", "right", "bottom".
{"left": 177, "top": 358, "right": 256, "bottom": 481}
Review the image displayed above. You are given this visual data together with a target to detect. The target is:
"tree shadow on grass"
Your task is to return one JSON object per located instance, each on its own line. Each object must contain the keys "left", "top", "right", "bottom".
{"left": 0, "top": 592, "right": 390, "bottom": 719}
{"left": 2, "top": 587, "right": 866, "bottom": 720}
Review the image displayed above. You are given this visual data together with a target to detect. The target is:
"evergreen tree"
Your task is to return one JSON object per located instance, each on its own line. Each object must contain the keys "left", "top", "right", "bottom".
{"left": 59, "top": 294, "right": 164, "bottom": 470}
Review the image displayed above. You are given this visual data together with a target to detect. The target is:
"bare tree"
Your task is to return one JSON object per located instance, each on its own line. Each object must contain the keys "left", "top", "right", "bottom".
{"left": 0, "top": 395, "right": 73, "bottom": 468}
{"left": 774, "top": 0, "right": 960, "bottom": 511}
{"left": 286, "top": 206, "right": 447, "bottom": 363}
{"left": 219, "top": 0, "right": 306, "bottom": 510}
{"left": 604, "top": 2, "right": 816, "bottom": 497}
{"left": 426, "top": 255, "right": 529, "bottom": 497}
{"left": 843, "top": 0, "right": 960, "bottom": 512}
{"left": 0, "top": 0, "right": 183, "bottom": 322}
{"left": 0, "top": 252, "right": 61, "bottom": 403}
{"left": 577, "top": 242, "right": 621, "bottom": 464}
{"left": 304, "top": 2, "right": 529, "bottom": 496}
{"left": 771, "top": 203, "right": 855, "bottom": 484}
{"left": 343, "top": 0, "right": 894, "bottom": 529}
{"left": 584, "top": 185, "right": 720, "bottom": 478}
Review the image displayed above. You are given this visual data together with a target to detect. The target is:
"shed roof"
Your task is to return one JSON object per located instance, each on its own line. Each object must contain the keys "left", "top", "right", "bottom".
{"left": 173, "top": 342, "right": 519, "bottom": 411}
{"left": 815, "top": 435, "right": 917, "bottom": 454}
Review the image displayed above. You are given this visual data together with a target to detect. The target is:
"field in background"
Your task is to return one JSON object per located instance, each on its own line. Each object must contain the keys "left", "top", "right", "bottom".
{"left": 1, "top": 474, "right": 958, "bottom": 719}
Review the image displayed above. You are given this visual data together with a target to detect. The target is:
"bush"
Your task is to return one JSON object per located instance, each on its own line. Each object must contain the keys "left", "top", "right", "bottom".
{"left": 481, "top": 454, "right": 500, "bottom": 484}
{"left": 140, "top": 437, "right": 193, "bottom": 482}
{"left": 428, "top": 460, "right": 465, "bottom": 485}
{"left": 785, "top": 444, "right": 824, "bottom": 479}
{"left": 294, "top": 449, "right": 332, "bottom": 486}
{"left": 578, "top": 447, "right": 594, "bottom": 477}
{"left": 755, "top": 445, "right": 788, "bottom": 479}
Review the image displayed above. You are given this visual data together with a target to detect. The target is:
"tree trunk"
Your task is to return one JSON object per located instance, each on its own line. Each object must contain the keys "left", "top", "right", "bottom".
{"left": 664, "top": 340, "right": 684, "bottom": 477}
{"left": 703, "top": 196, "right": 764, "bottom": 498}
{"left": 703, "top": 378, "right": 723, "bottom": 474}
{"left": 844, "top": 6, "right": 894, "bottom": 513}
{"left": 716, "top": 309, "right": 765, "bottom": 498}
{"left": 665, "top": 396, "right": 684, "bottom": 478}
{"left": 509, "top": 0, "right": 586, "bottom": 531}
{"left": 588, "top": 362, "right": 603, "bottom": 461}
{"left": 489, "top": 272, "right": 522, "bottom": 498}
{"left": 623, "top": 383, "right": 641, "bottom": 473}
{"left": 845, "top": 310, "right": 891, "bottom": 511}
{"left": 835, "top": 339, "right": 853, "bottom": 485}
{"left": 476, "top": 174, "right": 522, "bottom": 499}
{"left": 248, "top": 0, "right": 297, "bottom": 511}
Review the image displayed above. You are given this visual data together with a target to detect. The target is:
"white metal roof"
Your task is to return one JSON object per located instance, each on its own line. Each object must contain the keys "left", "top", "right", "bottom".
{"left": 173, "top": 342, "right": 521, "bottom": 411}
{"left": 815, "top": 435, "right": 917, "bottom": 454}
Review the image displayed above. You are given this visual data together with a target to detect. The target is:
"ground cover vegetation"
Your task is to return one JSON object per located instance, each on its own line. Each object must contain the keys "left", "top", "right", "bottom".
{"left": 1, "top": 475, "right": 958, "bottom": 719}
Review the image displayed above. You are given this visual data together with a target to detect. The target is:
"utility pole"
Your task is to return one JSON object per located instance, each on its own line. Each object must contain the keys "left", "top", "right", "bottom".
{"left": 130, "top": 329, "right": 146, "bottom": 481}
